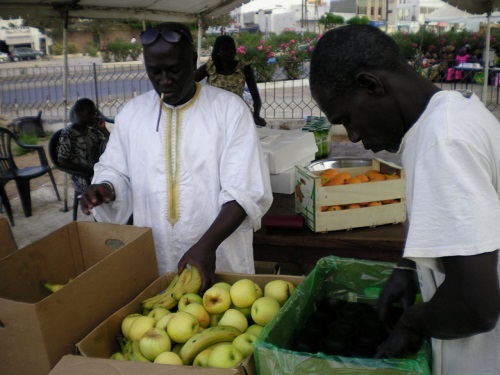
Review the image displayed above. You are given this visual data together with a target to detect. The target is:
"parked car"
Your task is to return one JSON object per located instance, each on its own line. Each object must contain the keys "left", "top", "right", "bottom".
{"left": 10, "top": 47, "right": 43, "bottom": 61}
{"left": 205, "top": 25, "right": 240, "bottom": 36}
{"left": 0, "top": 51, "right": 9, "bottom": 63}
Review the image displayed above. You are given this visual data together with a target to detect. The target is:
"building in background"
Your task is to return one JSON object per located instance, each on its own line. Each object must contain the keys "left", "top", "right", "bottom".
{"left": 231, "top": 0, "right": 330, "bottom": 35}
{"left": 0, "top": 17, "right": 52, "bottom": 55}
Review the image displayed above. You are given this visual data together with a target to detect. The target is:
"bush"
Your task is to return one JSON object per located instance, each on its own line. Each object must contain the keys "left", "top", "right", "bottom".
{"left": 52, "top": 44, "right": 63, "bottom": 55}
{"left": 14, "top": 131, "right": 38, "bottom": 156}
{"left": 85, "top": 41, "right": 99, "bottom": 57}
{"left": 67, "top": 42, "right": 78, "bottom": 54}
{"left": 102, "top": 38, "right": 141, "bottom": 62}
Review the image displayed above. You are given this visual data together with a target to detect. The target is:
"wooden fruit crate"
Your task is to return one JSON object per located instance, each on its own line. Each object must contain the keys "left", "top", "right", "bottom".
{"left": 294, "top": 159, "right": 406, "bottom": 232}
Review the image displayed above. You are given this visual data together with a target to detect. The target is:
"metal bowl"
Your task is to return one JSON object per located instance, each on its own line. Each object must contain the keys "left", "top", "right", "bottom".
{"left": 307, "top": 157, "right": 373, "bottom": 171}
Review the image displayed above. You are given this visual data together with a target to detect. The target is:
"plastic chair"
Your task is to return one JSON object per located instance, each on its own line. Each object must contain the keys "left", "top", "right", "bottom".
{"left": 0, "top": 127, "right": 61, "bottom": 218}
{"left": 48, "top": 129, "right": 91, "bottom": 221}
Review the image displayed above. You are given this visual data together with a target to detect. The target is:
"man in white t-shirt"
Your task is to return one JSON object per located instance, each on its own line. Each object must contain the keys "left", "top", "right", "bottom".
{"left": 310, "top": 25, "right": 500, "bottom": 375}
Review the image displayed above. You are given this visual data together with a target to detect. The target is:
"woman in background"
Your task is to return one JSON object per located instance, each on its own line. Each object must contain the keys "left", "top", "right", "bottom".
{"left": 195, "top": 35, "right": 266, "bottom": 126}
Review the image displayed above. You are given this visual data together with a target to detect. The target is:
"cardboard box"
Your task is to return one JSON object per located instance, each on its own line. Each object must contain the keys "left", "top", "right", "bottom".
{"left": 49, "top": 355, "right": 228, "bottom": 374}
{"left": 0, "top": 222, "right": 158, "bottom": 375}
{"left": 0, "top": 217, "right": 17, "bottom": 258}
{"left": 269, "top": 167, "right": 295, "bottom": 194}
{"left": 254, "top": 256, "right": 432, "bottom": 375}
{"left": 295, "top": 158, "right": 406, "bottom": 232}
{"left": 75, "top": 272, "right": 305, "bottom": 374}
{"left": 258, "top": 128, "right": 317, "bottom": 174}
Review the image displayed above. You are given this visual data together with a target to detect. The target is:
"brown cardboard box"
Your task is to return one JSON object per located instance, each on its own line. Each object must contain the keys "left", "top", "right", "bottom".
{"left": 0, "top": 222, "right": 158, "bottom": 375}
{"left": 74, "top": 272, "right": 305, "bottom": 374}
{"left": 295, "top": 158, "right": 406, "bottom": 232}
{"left": 0, "top": 217, "right": 17, "bottom": 258}
{"left": 49, "top": 355, "right": 229, "bottom": 374}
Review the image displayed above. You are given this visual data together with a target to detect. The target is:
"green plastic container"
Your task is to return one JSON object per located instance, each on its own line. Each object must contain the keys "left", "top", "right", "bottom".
{"left": 254, "top": 256, "right": 432, "bottom": 375}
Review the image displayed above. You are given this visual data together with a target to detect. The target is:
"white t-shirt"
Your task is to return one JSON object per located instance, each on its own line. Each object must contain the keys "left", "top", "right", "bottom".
{"left": 400, "top": 90, "right": 500, "bottom": 375}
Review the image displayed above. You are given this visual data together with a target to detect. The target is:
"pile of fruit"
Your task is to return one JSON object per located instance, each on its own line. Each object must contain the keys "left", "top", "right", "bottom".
{"left": 292, "top": 298, "right": 403, "bottom": 358}
{"left": 318, "top": 168, "right": 401, "bottom": 211}
{"left": 111, "top": 265, "right": 296, "bottom": 368}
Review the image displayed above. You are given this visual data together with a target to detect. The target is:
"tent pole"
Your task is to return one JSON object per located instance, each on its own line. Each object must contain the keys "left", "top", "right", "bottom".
{"left": 197, "top": 17, "right": 202, "bottom": 68}
{"left": 482, "top": 14, "right": 491, "bottom": 104}
{"left": 62, "top": 8, "right": 69, "bottom": 212}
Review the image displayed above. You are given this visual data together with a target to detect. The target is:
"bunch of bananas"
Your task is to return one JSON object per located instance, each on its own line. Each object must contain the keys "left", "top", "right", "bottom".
{"left": 142, "top": 265, "right": 202, "bottom": 311}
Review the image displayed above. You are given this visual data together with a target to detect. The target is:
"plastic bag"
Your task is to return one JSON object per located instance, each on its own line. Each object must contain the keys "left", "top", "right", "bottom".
{"left": 254, "top": 256, "right": 431, "bottom": 375}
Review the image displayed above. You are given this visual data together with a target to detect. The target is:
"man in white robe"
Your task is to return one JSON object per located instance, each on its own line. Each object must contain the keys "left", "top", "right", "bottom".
{"left": 80, "top": 22, "right": 273, "bottom": 290}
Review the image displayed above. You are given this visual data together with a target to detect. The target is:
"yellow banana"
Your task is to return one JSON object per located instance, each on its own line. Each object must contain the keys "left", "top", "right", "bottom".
{"left": 172, "top": 265, "right": 202, "bottom": 300}
{"left": 169, "top": 267, "right": 192, "bottom": 300}
{"left": 141, "top": 274, "right": 180, "bottom": 310}
{"left": 179, "top": 325, "right": 242, "bottom": 365}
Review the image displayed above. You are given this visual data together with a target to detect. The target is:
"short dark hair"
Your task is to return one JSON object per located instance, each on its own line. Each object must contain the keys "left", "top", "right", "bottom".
{"left": 310, "top": 25, "right": 408, "bottom": 99}
{"left": 73, "top": 98, "right": 96, "bottom": 124}
{"left": 211, "top": 35, "right": 236, "bottom": 69}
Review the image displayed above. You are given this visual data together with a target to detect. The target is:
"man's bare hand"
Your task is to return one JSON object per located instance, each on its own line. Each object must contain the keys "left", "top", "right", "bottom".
{"left": 80, "top": 183, "right": 114, "bottom": 215}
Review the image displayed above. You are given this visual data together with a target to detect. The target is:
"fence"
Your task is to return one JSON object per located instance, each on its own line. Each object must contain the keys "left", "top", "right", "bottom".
{"left": 1, "top": 60, "right": 500, "bottom": 124}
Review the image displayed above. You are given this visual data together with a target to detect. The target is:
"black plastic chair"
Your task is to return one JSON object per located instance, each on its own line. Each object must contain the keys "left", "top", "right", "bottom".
{"left": 0, "top": 126, "right": 61, "bottom": 219}
{"left": 48, "top": 129, "right": 91, "bottom": 221}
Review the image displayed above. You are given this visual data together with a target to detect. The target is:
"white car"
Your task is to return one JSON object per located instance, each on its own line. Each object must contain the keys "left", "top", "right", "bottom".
{"left": 0, "top": 52, "right": 9, "bottom": 63}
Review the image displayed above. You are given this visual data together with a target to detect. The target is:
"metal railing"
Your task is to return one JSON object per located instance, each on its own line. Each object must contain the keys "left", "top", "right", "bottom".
{"left": 2, "top": 60, "right": 500, "bottom": 123}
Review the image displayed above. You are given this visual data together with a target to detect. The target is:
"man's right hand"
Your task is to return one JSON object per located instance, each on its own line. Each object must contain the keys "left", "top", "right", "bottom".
{"left": 80, "top": 183, "right": 114, "bottom": 215}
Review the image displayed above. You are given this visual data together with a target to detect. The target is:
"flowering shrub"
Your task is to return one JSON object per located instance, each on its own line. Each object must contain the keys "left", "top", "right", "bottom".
{"left": 236, "top": 36, "right": 277, "bottom": 82}
{"left": 276, "top": 38, "right": 312, "bottom": 79}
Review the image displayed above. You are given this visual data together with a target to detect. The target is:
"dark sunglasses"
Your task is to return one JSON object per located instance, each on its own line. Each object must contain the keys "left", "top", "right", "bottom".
{"left": 140, "top": 28, "right": 194, "bottom": 46}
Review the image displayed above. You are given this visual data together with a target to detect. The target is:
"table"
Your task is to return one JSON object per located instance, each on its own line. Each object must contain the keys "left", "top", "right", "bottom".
{"left": 253, "top": 193, "right": 407, "bottom": 275}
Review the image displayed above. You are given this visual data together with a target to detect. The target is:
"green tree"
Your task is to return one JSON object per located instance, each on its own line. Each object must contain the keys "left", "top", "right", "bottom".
{"left": 346, "top": 16, "right": 370, "bottom": 25}
{"left": 319, "top": 13, "right": 344, "bottom": 30}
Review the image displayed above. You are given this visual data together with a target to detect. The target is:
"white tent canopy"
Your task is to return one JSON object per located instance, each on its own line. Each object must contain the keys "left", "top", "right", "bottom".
{"left": 425, "top": 2, "right": 500, "bottom": 23}
{"left": 0, "top": 0, "right": 248, "bottom": 23}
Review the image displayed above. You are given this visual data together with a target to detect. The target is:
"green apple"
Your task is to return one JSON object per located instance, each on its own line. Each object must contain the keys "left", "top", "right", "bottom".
{"left": 128, "top": 316, "right": 157, "bottom": 341}
{"left": 183, "top": 302, "right": 210, "bottom": 328}
{"left": 230, "top": 279, "right": 257, "bottom": 308}
{"left": 138, "top": 327, "right": 171, "bottom": 361}
{"left": 166, "top": 311, "right": 200, "bottom": 343}
{"left": 255, "top": 283, "right": 263, "bottom": 298}
{"left": 233, "top": 304, "right": 252, "bottom": 319}
{"left": 245, "top": 324, "right": 264, "bottom": 337}
{"left": 153, "top": 351, "right": 183, "bottom": 365}
{"left": 130, "top": 340, "right": 151, "bottom": 362}
{"left": 218, "top": 308, "right": 248, "bottom": 333}
{"left": 232, "top": 332, "right": 257, "bottom": 358}
{"left": 209, "top": 312, "right": 224, "bottom": 327}
{"left": 264, "top": 279, "right": 296, "bottom": 306}
{"left": 121, "top": 313, "right": 142, "bottom": 339}
{"left": 203, "top": 286, "right": 232, "bottom": 314}
{"left": 155, "top": 313, "right": 174, "bottom": 330}
{"left": 148, "top": 307, "right": 171, "bottom": 321}
{"left": 212, "top": 281, "right": 232, "bottom": 291}
{"left": 251, "top": 297, "right": 281, "bottom": 326}
{"left": 177, "top": 293, "right": 203, "bottom": 311}
{"left": 193, "top": 347, "right": 214, "bottom": 366}
{"left": 207, "top": 343, "right": 243, "bottom": 368}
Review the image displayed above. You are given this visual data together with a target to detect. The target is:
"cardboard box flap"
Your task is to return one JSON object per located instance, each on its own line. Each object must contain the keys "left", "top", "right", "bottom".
{"left": 0, "top": 223, "right": 153, "bottom": 303}
{"left": 50, "top": 355, "right": 232, "bottom": 374}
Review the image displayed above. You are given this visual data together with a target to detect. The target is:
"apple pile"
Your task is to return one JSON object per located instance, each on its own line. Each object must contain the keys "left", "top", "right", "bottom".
{"left": 111, "top": 275, "right": 296, "bottom": 368}
{"left": 292, "top": 298, "right": 404, "bottom": 358}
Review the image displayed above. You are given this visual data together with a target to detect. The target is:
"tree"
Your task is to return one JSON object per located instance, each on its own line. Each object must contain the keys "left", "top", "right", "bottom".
{"left": 346, "top": 16, "right": 370, "bottom": 25}
{"left": 319, "top": 12, "right": 344, "bottom": 30}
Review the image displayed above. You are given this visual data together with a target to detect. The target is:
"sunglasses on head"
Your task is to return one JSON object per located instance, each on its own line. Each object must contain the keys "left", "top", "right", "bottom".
{"left": 140, "top": 28, "right": 194, "bottom": 46}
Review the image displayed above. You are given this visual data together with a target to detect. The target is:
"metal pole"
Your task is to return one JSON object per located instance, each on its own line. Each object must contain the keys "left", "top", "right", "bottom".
{"left": 197, "top": 18, "right": 202, "bottom": 68}
{"left": 93, "top": 62, "right": 99, "bottom": 110}
{"left": 62, "top": 9, "right": 69, "bottom": 212}
{"left": 482, "top": 15, "right": 491, "bottom": 104}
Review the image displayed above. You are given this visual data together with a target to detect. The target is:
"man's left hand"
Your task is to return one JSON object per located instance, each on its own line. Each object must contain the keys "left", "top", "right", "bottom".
{"left": 375, "top": 312, "right": 422, "bottom": 359}
{"left": 253, "top": 113, "right": 267, "bottom": 126}
{"left": 178, "top": 242, "right": 216, "bottom": 293}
